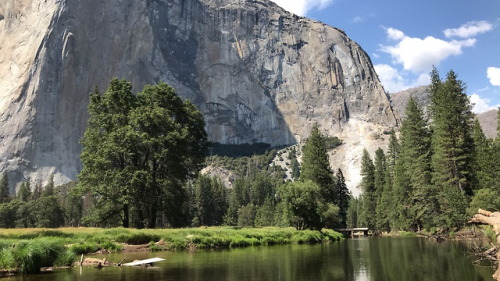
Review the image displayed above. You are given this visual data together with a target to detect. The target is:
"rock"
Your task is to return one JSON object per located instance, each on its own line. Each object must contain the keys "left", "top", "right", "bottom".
{"left": 477, "top": 109, "right": 498, "bottom": 139}
{"left": 0, "top": 0, "right": 398, "bottom": 192}
{"left": 389, "top": 86, "right": 431, "bottom": 121}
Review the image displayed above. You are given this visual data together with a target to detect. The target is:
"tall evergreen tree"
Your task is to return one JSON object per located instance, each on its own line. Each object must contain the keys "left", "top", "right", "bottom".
{"left": 373, "top": 148, "right": 388, "bottom": 231}
{"left": 380, "top": 131, "right": 399, "bottom": 230}
{"left": 334, "top": 168, "right": 350, "bottom": 227}
{"left": 301, "top": 124, "right": 336, "bottom": 204}
{"left": 0, "top": 173, "right": 9, "bottom": 203}
{"left": 401, "top": 98, "right": 435, "bottom": 230}
{"left": 17, "top": 180, "right": 31, "bottom": 202}
{"left": 430, "top": 68, "right": 474, "bottom": 228}
{"left": 359, "top": 149, "right": 376, "bottom": 229}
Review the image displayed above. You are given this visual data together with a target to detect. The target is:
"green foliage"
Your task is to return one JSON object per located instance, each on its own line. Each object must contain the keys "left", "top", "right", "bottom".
{"left": 78, "top": 79, "right": 208, "bottom": 228}
{"left": 17, "top": 181, "right": 31, "bottom": 202}
{"left": 279, "top": 180, "right": 341, "bottom": 230}
{"left": 190, "top": 175, "right": 228, "bottom": 226}
{"left": 237, "top": 204, "right": 257, "bottom": 227}
{"left": 0, "top": 172, "right": 9, "bottom": 204}
{"left": 334, "top": 169, "right": 350, "bottom": 227}
{"left": 468, "top": 188, "right": 500, "bottom": 215}
{"left": 210, "top": 142, "right": 271, "bottom": 157}
{"left": 254, "top": 199, "right": 276, "bottom": 227}
{"left": 301, "top": 124, "right": 336, "bottom": 204}
{"left": 10, "top": 239, "right": 69, "bottom": 274}
{"left": 359, "top": 149, "right": 376, "bottom": 229}
{"left": 430, "top": 68, "right": 474, "bottom": 228}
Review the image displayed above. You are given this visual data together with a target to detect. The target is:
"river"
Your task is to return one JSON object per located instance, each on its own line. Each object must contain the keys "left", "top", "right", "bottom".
{"left": 3, "top": 237, "right": 494, "bottom": 281}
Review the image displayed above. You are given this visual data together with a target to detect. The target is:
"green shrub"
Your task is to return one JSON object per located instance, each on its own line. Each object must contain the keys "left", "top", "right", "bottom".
{"left": 69, "top": 242, "right": 99, "bottom": 255}
{"left": 54, "top": 250, "right": 76, "bottom": 266}
{"left": 11, "top": 239, "right": 66, "bottom": 273}
{"left": 0, "top": 248, "right": 15, "bottom": 269}
{"left": 115, "top": 232, "right": 160, "bottom": 245}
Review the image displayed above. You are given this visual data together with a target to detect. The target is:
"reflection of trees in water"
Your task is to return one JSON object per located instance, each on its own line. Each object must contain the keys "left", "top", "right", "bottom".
{"left": 352, "top": 237, "right": 493, "bottom": 281}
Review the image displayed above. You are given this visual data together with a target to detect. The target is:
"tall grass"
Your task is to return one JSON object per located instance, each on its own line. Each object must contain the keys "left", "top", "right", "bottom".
{"left": 0, "top": 227, "right": 342, "bottom": 273}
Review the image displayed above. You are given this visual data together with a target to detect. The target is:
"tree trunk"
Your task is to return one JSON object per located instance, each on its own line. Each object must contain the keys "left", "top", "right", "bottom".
{"left": 469, "top": 209, "right": 500, "bottom": 281}
{"left": 123, "top": 204, "right": 129, "bottom": 228}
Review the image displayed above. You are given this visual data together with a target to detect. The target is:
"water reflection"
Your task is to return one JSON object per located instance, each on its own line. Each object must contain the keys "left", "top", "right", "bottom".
{"left": 3, "top": 237, "right": 494, "bottom": 281}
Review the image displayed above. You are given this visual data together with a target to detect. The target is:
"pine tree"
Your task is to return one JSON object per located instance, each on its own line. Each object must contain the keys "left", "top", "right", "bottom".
{"left": 430, "top": 68, "right": 474, "bottom": 228}
{"left": 17, "top": 180, "right": 31, "bottom": 202}
{"left": 42, "top": 175, "right": 55, "bottom": 197}
{"left": 301, "top": 124, "right": 336, "bottom": 204}
{"left": 360, "top": 149, "right": 376, "bottom": 229}
{"left": 334, "top": 168, "right": 350, "bottom": 227}
{"left": 373, "top": 148, "right": 388, "bottom": 231}
{"left": 381, "top": 131, "right": 399, "bottom": 231}
{"left": 0, "top": 173, "right": 9, "bottom": 204}
{"left": 403, "top": 98, "right": 435, "bottom": 230}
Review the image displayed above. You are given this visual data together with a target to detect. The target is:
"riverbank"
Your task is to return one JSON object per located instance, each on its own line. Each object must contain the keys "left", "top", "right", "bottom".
{"left": 0, "top": 227, "right": 343, "bottom": 275}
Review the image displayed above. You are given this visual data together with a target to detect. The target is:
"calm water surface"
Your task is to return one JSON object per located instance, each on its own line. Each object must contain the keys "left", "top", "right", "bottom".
{"left": 5, "top": 237, "right": 494, "bottom": 281}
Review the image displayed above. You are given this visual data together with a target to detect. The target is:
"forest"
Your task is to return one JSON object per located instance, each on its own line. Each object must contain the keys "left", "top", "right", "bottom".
{"left": 0, "top": 68, "right": 499, "bottom": 233}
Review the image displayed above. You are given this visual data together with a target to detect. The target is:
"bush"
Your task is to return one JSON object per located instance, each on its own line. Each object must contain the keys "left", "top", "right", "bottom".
{"left": 69, "top": 242, "right": 99, "bottom": 255}
{"left": 115, "top": 232, "right": 161, "bottom": 245}
{"left": 11, "top": 239, "right": 66, "bottom": 273}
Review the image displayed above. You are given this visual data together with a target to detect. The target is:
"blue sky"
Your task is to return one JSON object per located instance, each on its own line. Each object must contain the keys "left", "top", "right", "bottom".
{"left": 271, "top": 0, "right": 500, "bottom": 113}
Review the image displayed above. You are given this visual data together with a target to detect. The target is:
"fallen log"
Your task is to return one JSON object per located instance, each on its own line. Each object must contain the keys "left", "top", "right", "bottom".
{"left": 469, "top": 209, "right": 500, "bottom": 281}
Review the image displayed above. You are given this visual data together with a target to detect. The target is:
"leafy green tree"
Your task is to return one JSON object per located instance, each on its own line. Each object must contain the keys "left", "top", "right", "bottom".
{"left": 254, "top": 198, "right": 276, "bottom": 227}
{"left": 78, "top": 79, "right": 208, "bottom": 228}
{"left": 0, "top": 200, "right": 22, "bottom": 228}
{"left": 430, "top": 68, "right": 474, "bottom": 228}
{"left": 280, "top": 180, "right": 323, "bottom": 230}
{"left": 359, "top": 149, "right": 376, "bottom": 229}
{"left": 301, "top": 124, "right": 336, "bottom": 204}
{"left": 237, "top": 204, "right": 256, "bottom": 227}
{"left": 0, "top": 173, "right": 9, "bottom": 203}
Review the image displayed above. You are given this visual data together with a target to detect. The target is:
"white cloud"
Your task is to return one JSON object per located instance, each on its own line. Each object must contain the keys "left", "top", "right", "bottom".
{"left": 444, "top": 21, "right": 493, "bottom": 38}
{"left": 374, "top": 64, "right": 430, "bottom": 93}
{"left": 380, "top": 28, "right": 476, "bottom": 73}
{"left": 351, "top": 16, "right": 364, "bottom": 23}
{"left": 470, "top": 93, "right": 500, "bottom": 114}
{"left": 487, "top": 67, "right": 500, "bottom": 86}
{"left": 386, "top": 27, "right": 405, "bottom": 41}
{"left": 270, "top": 0, "right": 334, "bottom": 16}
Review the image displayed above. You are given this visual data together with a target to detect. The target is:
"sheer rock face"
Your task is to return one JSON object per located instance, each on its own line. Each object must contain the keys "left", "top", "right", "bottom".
{"left": 0, "top": 0, "right": 398, "bottom": 191}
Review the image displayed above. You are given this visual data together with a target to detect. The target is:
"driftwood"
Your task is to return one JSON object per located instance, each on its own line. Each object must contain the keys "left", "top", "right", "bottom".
{"left": 469, "top": 209, "right": 500, "bottom": 281}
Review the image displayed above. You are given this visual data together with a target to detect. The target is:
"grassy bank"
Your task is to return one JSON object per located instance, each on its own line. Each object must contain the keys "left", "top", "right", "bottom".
{"left": 0, "top": 227, "right": 342, "bottom": 274}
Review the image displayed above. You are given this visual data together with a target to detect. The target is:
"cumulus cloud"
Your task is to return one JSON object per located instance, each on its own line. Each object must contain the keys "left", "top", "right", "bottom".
{"left": 374, "top": 64, "right": 430, "bottom": 93}
{"left": 444, "top": 21, "right": 493, "bottom": 38}
{"left": 270, "top": 0, "right": 334, "bottom": 16}
{"left": 470, "top": 94, "right": 500, "bottom": 114}
{"left": 380, "top": 28, "right": 476, "bottom": 73}
{"left": 487, "top": 67, "right": 500, "bottom": 86}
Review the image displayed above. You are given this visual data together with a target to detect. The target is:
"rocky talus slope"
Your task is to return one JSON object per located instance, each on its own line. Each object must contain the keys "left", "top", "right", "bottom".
{"left": 0, "top": 0, "right": 398, "bottom": 192}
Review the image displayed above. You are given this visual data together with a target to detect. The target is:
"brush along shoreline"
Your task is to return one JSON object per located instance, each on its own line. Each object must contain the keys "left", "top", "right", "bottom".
{"left": 0, "top": 227, "right": 343, "bottom": 276}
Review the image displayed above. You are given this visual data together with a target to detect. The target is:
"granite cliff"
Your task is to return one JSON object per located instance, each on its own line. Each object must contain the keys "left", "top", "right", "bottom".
{"left": 0, "top": 0, "right": 398, "bottom": 193}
